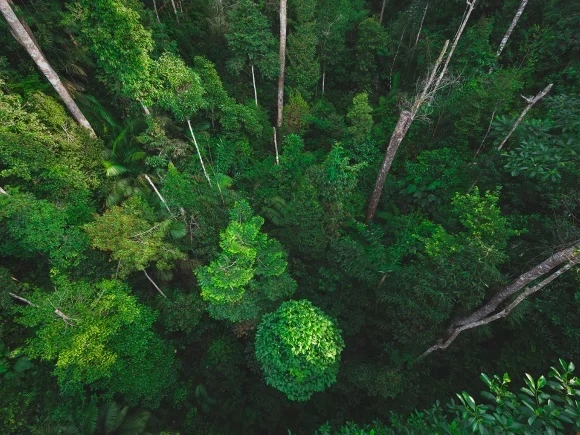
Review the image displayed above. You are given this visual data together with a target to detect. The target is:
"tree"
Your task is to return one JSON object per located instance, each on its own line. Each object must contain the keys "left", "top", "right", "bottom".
{"left": 225, "top": 0, "right": 277, "bottom": 106}
{"left": 64, "top": 0, "right": 154, "bottom": 104}
{"left": 0, "top": 0, "right": 95, "bottom": 135}
{"left": 255, "top": 299, "right": 344, "bottom": 401}
{"left": 195, "top": 200, "right": 297, "bottom": 322}
{"left": 421, "top": 243, "right": 579, "bottom": 358}
{"left": 14, "top": 277, "right": 176, "bottom": 406}
{"left": 277, "top": 0, "right": 288, "bottom": 127}
{"left": 366, "top": 0, "right": 478, "bottom": 222}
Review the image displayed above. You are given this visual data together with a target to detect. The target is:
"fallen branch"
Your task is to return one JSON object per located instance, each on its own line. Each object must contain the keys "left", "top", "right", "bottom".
{"left": 143, "top": 269, "right": 168, "bottom": 299}
{"left": 9, "top": 292, "right": 37, "bottom": 307}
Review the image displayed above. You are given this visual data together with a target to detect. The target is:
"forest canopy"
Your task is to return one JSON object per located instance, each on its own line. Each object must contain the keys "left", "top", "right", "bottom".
{"left": 0, "top": 0, "right": 578, "bottom": 433}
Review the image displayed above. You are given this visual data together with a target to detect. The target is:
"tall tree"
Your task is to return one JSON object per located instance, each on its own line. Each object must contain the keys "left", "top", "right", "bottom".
{"left": 0, "top": 0, "right": 95, "bottom": 135}
{"left": 277, "top": 0, "right": 287, "bottom": 127}
{"left": 366, "top": 0, "right": 477, "bottom": 222}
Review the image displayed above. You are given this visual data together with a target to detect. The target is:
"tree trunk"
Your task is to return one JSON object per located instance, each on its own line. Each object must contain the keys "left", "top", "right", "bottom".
{"left": 321, "top": 68, "right": 325, "bottom": 96}
{"left": 415, "top": 2, "right": 429, "bottom": 46}
{"left": 0, "top": 0, "right": 95, "bottom": 136}
{"left": 367, "top": 39, "right": 449, "bottom": 222}
{"left": 273, "top": 127, "right": 280, "bottom": 165}
{"left": 497, "top": 83, "right": 553, "bottom": 150}
{"left": 187, "top": 120, "right": 212, "bottom": 186}
{"left": 379, "top": 0, "right": 389, "bottom": 25}
{"left": 251, "top": 62, "right": 258, "bottom": 106}
{"left": 366, "top": 111, "right": 413, "bottom": 223}
{"left": 497, "top": 0, "right": 529, "bottom": 57}
{"left": 152, "top": 0, "right": 160, "bottom": 23}
{"left": 277, "top": 0, "right": 287, "bottom": 128}
{"left": 170, "top": 0, "right": 179, "bottom": 23}
{"left": 419, "top": 244, "right": 579, "bottom": 359}
{"left": 0, "top": 185, "right": 8, "bottom": 195}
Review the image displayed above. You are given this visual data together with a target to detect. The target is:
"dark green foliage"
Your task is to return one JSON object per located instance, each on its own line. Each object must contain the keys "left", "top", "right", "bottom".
{"left": 255, "top": 299, "right": 345, "bottom": 401}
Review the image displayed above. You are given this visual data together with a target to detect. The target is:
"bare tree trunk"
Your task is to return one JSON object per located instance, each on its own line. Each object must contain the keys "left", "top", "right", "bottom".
{"left": 143, "top": 269, "right": 168, "bottom": 299}
{"left": 497, "top": 0, "right": 529, "bottom": 57}
{"left": 433, "top": 0, "right": 476, "bottom": 90}
{"left": 367, "top": 39, "right": 449, "bottom": 222}
{"left": 321, "top": 68, "right": 325, "bottom": 96}
{"left": 170, "top": 0, "right": 179, "bottom": 23}
{"left": 388, "top": 25, "right": 406, "bottom": 91}
{"left": 152, "top": 0, "right": 161, "bottom": 23}
{"left": 277, "top": 0, "right": 287, "bottom": 128}
{"left": 379, "top": 0, "right": 389, "bottom": 25}
{"left": 0, "top": 185, "right": 8, "bottom": 195}
{"left": 497, "top": 83, "right": 553, "bottom": 150}
{"left": 187, "top": 120, "right": 212, "bottom": 186}
{"left": 273, "top": 127, "right": 279, "bottom": 165}
{"left": 366, "top": 111, "right": 413, "bottom": 222}
{"left": 251, "top": 62, "right": 258, "bottom": 106}
{"left": 144, "top": 174, "right": 172, "bottom": 214}
{"left": 0, "top": 0, "right": 95, "bottom": 136}
{"left": 420, "top": 244, "right": 579, "bottom": 359}
{"left": 9, "top": 292, "right": 37, "bottom": 307}
{"left": 415, "top": 2, "right": 429, "bottom": 46}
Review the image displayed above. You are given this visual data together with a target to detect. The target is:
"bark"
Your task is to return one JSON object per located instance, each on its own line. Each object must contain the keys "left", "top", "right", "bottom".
{"left": 497, "top": 83, "right": 553, "bottom": 150}
{"left": 497, "top": 0, "right": 529, "bottom": 57}
{"left": 420, "top": 246, "right": 579, "bottom": 359}
{"left": 366, "top": 111, "right": 413, "bottom": 223}
{"left": 277, "top": 0, "right": 287, "bottom": 128}
{"left": 251, "top": 62, "right": 258, "bottom": 106}
{"left": 415, "top": 2, "right": 429, "bottom": 46}
{"left": 273, "top": 127, "right": 280, "bottom": 165}
{"left": 0, "top": 0, "right": 95, "bottom": 136}
{"left": 379, "top": 0, "right": 389, "bottom": 25}
{"left": 143, "top": 269, "right": 168, "bottom": 299}
{"left": 187, "top": 120, "right": 212, "bottom": 186}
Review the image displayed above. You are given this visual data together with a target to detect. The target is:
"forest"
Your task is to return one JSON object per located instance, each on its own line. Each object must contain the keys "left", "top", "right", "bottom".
{"left": 0, "top": 0, "right": 579, "bottom": 433}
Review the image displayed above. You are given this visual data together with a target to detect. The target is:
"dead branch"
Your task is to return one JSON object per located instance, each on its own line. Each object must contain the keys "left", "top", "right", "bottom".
{"left": 143, "top": 269, "right": 168, "bottom": 299}
{"left": 9, "top": 292, "right": 37, "bottom": 307}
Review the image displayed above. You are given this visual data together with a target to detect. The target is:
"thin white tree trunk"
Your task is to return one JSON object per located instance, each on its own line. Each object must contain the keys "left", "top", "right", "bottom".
{"left": 497, "top": 0, "right": 529, "bottom": 57}
{"left": 388, "top": 25, "right": 406, "bottom": 91}
{"left": 144, "top": 174, "right": 172, "bottom": 213}
{"left": 321, "top": 69, "right": 325, "bottom": 96}
{"left": 143, "top": 269, "right": 168, "bottom": 299}
{"left": 273, "top": 127, "right": 279, "bottom": 165}
{"left": 379, "top": 0, "right": 389, "bottom": 25}
{"left": 420, "top": 244, "right": 579, "bottom": 359}
{"left": 0, "top": 0, "right": 95, "bottom": 136}
{"left": 415, "top": 2, "right": 429, "bottom": 46}
{"left": 251, "top": 62, "right": 258, "bottom": 106}
{"left": 152, "top": 0, "right": 160, "bottom": 23}
{"left": 497, "top": 83, "right": 552, "bottom": 150}
{"left": 0, "top": 185, "right": 8, "bottom": 195}
{"left": 9, "top": 292, "right": 37, "bottom": 307}
{"left": 433, "top": 0, "right": 476, "bottom": 91}
{"left": 170, "top": 0, "right": 179, "bottom": 23}
{"left": 277, "top": 0, "right": 287, "bottom": 128}
{"left": 187, "top": 120, "right": 212, "bottom": 186}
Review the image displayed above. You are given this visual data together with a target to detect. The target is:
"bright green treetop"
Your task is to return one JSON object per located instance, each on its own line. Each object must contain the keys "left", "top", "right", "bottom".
{"left": 195, "top": 200, "right": 296, "bottom": 322}
{"left": 255, "top": 299, "right": 345, "bottom": 401}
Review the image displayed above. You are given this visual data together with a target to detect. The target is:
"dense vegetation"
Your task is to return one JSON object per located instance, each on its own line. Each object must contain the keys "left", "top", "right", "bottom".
{"left": 0, "top": 0, "right": 578, "bottom": 433}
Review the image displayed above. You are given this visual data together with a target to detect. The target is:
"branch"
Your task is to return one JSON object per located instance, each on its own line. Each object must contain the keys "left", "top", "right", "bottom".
{"left": 497, "top": 83, "right": 553, "bottom": 150}
{"left": 9, "top": 292, "right": 37, "bottom": 307}
{"left": 419, "top": 245, "right": 579, "bottom": 360}
{"left": 419, "top": 257, "right": 579, "bottom": 360}
{"left": 0, "top": 185, "right": 8, "bottom": 195}
{"left": 143, "top": 174, "right": 172, "bottom": 214}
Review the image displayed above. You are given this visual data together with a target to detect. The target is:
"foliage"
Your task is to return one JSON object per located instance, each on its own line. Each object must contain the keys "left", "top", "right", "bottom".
{"left": 255, "top": 299, "right": 345, "bottom": 401}
{"left": 195, "top": 200, "right": 296, "bottom": 322}
{"left": 15, "top": 277, "right": 176, "bottom": 406}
